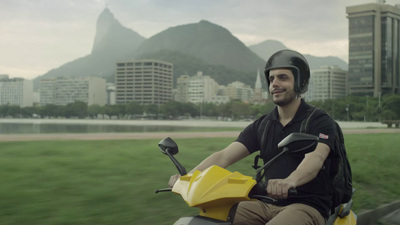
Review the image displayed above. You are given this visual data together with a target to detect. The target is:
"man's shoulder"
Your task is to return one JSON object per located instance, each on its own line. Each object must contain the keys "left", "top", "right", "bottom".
{"left": 253, "top": 114, "right": 270, "bottom": 125}
{"left": 306, "top": 104, "right": 331, "bottom": 119}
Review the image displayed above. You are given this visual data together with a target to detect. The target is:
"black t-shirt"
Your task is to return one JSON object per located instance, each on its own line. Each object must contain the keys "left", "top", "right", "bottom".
{"left": 236, "top": 99, "right": 336, "bottom": 218}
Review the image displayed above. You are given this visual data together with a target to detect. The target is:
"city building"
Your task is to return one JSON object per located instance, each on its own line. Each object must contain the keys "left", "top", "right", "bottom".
{"left": 225, "top": 81, "right": 254, "bottom": 103}
{"left": 106, "top": 83, "right": 116, "bottom": 105}
{"left": 310, "top": 66, "right": 347, "bottom": 101}
{"left": 40, "top": 77, "right": 106, "bottom": 106}
{"left": 346, "top": 2, "right": 400, "bottom": 96}
{"left": 176, "top": 75, "right": 190, "bottom": 102}
{"left": 176, "top": 71, "right": 219, "bottom": 104}
{"left": 115, "top": 59, "right": 173, "bottom": 104}
{"left": 0, "top": 74, "right": 33, "bottom": 107}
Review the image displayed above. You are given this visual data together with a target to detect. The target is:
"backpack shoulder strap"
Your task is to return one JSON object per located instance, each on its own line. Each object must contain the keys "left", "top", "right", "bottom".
{"left": 252, "top": 116, "right": 271, "bottom": 169}
{"left": 299, "top": 106, "right": 320, "bottom": 133}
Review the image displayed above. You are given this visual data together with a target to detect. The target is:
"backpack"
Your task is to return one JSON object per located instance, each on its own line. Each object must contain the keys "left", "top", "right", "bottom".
{"left": 300, "top": 107, "right": 353, "bottom": 211}
{"left": 253, "top": 106, "right": 353, "bottom": 212}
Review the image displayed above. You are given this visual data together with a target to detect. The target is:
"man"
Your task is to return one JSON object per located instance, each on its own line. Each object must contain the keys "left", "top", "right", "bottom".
{"left": 169, "top": 50, "right": 336, "bottom": 225}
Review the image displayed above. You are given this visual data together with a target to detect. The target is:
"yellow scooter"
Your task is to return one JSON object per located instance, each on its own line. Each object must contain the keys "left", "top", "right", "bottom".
{"left": 156, "top": 133, "right": 357, "bottom": 225}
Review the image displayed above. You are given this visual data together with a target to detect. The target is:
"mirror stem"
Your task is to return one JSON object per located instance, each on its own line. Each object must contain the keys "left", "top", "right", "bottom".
{"left": 166, "top": 148, "right": 187, "bottom": 176}
{"left": 255, "top": 147, "right": 289, "bottom": 182}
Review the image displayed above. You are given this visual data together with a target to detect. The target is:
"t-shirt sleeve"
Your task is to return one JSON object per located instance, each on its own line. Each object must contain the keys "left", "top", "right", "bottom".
{"left": 308, "top": 113, "right": 336, "bottom": 154}
{"left": 235, "top": 116, "right": 266, "bottom": 154}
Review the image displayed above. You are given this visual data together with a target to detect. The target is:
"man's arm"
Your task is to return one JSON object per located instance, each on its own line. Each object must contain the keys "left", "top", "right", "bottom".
{"left": 168, "top": 142, "right": 250, "bottom": 188}
{"left": 266, "top": 142, "right": 330, "bottom": 199}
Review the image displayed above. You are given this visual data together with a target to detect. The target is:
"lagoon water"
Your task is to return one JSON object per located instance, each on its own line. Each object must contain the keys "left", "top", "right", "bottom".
{"left": 0, "top": 118, "right": 250, "bottom": 134}
{"left": 0, "top": 118, "right": 388, "bottom": 135}
{"left": 0, "top": 122, "right": 190, "bottom": 134}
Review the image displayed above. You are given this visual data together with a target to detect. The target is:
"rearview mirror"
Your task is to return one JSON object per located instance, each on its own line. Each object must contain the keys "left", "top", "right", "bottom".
{"left": 277, "top": 133, "right": 318, "bottom": 153}
{"left": 158, "top": 137, "right": 179, "bottom": 155}
{"left": 255, "top": 132, "right": 319, "bottom": 182}
{"left": 158, "top": 137, "right": 187, "bottom": 176}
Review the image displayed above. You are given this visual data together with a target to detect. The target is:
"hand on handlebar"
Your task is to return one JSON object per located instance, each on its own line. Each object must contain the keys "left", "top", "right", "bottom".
{"left": 168, "top": 174, "right": 181, "bottom": 188}
{"left": 266, "top": 178, "right": 296, "bottom": 199}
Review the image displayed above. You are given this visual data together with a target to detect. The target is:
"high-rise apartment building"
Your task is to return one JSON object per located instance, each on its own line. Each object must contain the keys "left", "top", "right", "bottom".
{"left": 346, "top": 3, "right": 400, "bottom": 96}
{"left": 0, "top": 75, "right": 33, "bottom": 107}
{"left": 40, "top": 77, "right": 106, "bottom": 106}
{"left": 310, "top": 66, "right": 347, "bottom": 101}
{"left": 115, "top": 60, "right": 173, "bottom": 104}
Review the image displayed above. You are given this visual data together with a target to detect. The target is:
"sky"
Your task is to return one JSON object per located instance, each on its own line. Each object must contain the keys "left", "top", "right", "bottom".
{"left": 1, "top": 0, "right": 398, "bottom": 80}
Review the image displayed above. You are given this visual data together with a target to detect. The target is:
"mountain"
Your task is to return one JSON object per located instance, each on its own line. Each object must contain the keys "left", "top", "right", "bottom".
{"left": 136, "top": 49, "right": 257, "bottom": 87}
{"left": 248, "top": 40, "right": 288, "bottom": 61}
{"left": 34, "top": 8, "right": 146, "bottom": 88}
{"left": 34, "top": 8, "right": 348, "bottom": 91}
{"left": 248, "top": 40, "right": 348, "bottom": 70}
{"left": 91, "top": 8, "right": 144, "bottom": 55}
{"left": 133, "top": 20, "right": 265, "bottom": 73}
{"left": 303, "top": 55, "right": 348, "bottom": 71}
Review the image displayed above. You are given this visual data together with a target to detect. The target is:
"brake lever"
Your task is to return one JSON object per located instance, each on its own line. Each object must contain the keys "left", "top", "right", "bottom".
{"left": 155, "top": 188, "right": 172, "bottom": 193}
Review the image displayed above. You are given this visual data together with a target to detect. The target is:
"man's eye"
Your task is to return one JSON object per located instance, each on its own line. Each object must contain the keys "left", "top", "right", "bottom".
{"left": 278, "top": 75, "right": 288, "bottom": 80}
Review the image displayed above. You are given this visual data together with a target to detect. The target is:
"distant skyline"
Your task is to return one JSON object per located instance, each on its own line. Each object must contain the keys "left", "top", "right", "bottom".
{"left": 1, "top": 0, "right": 398, "bottom": 80}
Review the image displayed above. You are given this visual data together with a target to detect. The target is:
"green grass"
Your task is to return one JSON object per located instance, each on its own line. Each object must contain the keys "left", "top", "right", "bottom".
{"left": 0, "top": 133, "right": 399, "bottom": 224}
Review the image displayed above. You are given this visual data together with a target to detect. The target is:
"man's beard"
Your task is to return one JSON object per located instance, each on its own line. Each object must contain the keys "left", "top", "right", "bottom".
{"left": 272, "top": 90, "right": 297, "bottom": 106}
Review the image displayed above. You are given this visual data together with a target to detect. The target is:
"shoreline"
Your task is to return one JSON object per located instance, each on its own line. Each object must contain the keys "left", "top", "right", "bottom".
{"left": 1, "top": 118, "right": 398, "bottom": 142}
{"left": 0, "top": 118, "right": 390, "bottom": 129}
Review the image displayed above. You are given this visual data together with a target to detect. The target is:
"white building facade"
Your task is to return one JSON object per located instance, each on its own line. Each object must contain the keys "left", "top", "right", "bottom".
{"left": 0, "top": 75, "right": 33, "bottom": 107}
{"left": 40, "top": 77, "right": 107, "bottom": 106}
{"left": 176, "top": 72, "right": 219, "bottom": 104}
{"left": 310, "top": 66, "right": 347, "bottom": 101}
{"left": 226, "top": 81, "right": 254, "bottom": 103}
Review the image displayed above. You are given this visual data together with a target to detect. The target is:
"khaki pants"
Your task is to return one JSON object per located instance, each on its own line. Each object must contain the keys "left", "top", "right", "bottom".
{"left": 233, "top": 200, "right": 325, "bottom": 225}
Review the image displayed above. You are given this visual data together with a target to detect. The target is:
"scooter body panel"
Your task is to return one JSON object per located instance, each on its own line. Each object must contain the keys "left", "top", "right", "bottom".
{"left": 333, "top": 211, "right": 357, "bottom": 225}
{"left": 172, "top": 165, "right": 256, "bottom": 221}
{"left": 173, "top": 216, "right": 231, "bottom": 225}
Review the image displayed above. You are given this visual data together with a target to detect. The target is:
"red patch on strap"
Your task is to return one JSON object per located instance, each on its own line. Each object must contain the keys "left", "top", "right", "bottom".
{"left": 319, "top": 133, "right": 329, "bottom": 139}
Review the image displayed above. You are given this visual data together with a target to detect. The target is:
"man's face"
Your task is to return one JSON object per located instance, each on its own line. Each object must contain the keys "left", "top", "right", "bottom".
{"left": 268, "top": 69, "right": 297, "bottom": 106}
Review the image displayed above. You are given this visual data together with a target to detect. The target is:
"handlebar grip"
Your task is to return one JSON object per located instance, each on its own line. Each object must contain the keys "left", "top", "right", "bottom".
{"left": 288, "top": 188, "right": 297, "bottom": 196}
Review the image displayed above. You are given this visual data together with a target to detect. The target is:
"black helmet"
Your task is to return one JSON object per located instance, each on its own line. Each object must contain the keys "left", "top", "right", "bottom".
{"left": 264, "top": 49, "right": 310, "bottom": 94}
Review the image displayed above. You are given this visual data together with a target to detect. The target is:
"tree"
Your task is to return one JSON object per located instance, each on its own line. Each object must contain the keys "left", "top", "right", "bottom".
{"left": 382, "top": 95, "right": 400, "bottom": 119}
{"left": 20, "top": 106, "right": 39, "bottom": 118}
{"left": 0, "top": 105, "right": 21, "bottom": 118}
{"left": 159, "top": 101, "right": 183, "bottom": 119}
{"left": 39, "top": 104, "right": 60, "bottom": 118}
{"left": 143, "top": 104, "right": 159, "bottom": 119}
{"left": 65, "top": 101, "right": 87, "bottom": 118}
{"left": 102, "top": 104, "right": 119, "bottom": 119}
{"left": 125, "top": 101, "right": 143, "bottom": 117}
{"left": 231, "top": 101, "right": 252, "bottom": 120}
{"left": 113, "top": 104, "right": 126, "bottom": 119}
{"left": 88, "top": 104, "right": 102, "bottom": 119}
{"left": 199, "top": 102, "right": 217, "bottom": 118}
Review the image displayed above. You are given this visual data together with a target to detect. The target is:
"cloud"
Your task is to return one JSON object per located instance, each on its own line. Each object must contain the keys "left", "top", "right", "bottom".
{"left": 0, "top": 0, "right": 397, "bottom": 79}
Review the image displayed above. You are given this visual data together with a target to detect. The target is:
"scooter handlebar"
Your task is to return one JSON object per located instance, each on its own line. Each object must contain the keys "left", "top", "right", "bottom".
{"left": 249, "top": 183, "right": 297, "bottom": 202}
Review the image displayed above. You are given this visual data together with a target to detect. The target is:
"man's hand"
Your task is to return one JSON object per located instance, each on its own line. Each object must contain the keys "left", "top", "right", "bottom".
{"left": 266, "top": 178, "right": 296, "bottom": 199}
{"left": 168, "top": 174, "right": 181, "bottom": 188}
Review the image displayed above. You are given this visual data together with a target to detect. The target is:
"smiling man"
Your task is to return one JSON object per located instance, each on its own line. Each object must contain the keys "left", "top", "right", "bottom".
{"left": 169, "top": 50, "right": 336, "bottom": 225}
